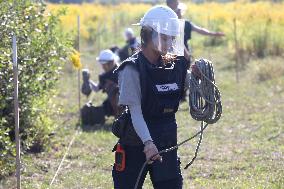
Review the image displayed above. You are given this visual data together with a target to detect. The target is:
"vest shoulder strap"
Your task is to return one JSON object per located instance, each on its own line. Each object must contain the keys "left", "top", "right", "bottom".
{"left": 114, "top": 52, "right": 140, "bottom": 74}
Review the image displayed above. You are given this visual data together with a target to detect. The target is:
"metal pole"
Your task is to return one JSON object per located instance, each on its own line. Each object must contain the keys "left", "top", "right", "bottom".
{"left": 98, "top": 22, "right": 101, "bottom": 52}
{"left": 77, "top": 16, "right": 81, "bottom": 121}
{"left": 207, "top": 15, "right": 212, "bottom": 60}
{"left": 13, "top": 35, "right": 21, "bottom": 189}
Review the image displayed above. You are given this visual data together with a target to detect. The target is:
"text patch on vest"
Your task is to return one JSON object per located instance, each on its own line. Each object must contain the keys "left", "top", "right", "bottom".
{"left": 155, "top": 83, "right": 179, "bottom": 92}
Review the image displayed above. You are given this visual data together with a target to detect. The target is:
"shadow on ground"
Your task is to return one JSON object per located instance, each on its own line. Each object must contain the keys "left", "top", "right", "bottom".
{"left": 80, "top": 122, "right": 113, "bottom": 132}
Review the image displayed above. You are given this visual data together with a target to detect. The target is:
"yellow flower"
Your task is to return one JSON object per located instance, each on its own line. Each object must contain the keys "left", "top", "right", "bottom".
{"left": 70, "top": 50, "right": 82, "bottom": 70}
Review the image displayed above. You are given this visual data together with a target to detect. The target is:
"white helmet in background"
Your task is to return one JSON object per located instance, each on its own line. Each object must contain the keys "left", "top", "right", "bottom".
{"left": 125, "top": 28, "right": 135, "bottom": 38}
{"left": 96, "top": 49, "right": 115, "bottom": 65}
{"left": 178, "top": 2, "right": 188, "bottom": 11}
{"left": 138, "top": 5, "right": 185, "bottom": 56}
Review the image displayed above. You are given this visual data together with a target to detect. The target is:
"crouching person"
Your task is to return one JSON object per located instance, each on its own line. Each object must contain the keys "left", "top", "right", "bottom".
{"left": 81, "top": 49, "right": 122, "bottom": 125}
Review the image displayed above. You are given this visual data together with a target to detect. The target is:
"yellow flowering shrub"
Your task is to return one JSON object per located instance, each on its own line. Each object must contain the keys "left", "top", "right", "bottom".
{"left": 70, "top": 50, "right": 82, "bottom": 69}
{"left": 47, "top": 1, "right": 284, "bottom": 57}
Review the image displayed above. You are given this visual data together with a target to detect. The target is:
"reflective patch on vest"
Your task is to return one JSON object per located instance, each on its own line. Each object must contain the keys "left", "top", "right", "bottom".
{"left": 156, "top": 83, "right": 179, "bottom": 92}
{"left": 163, "top": 108, "right": 174, "bottom": 113}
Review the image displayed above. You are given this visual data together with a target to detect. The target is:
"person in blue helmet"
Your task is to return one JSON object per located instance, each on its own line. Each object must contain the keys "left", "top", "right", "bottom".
{"left": 118, "top": 28, "right": 140, "bottom": 62}
{"left": 112, "top": 5, "right": 199, "bottom": 189}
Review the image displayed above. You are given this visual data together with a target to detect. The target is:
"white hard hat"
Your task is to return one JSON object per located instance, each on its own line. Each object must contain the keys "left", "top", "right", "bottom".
{"left": 96, "top": 49, "right": 115, "bottom": 64}
{"left": 139, "top": 5, "right": 180, "bottom": 36}
{"left": 125, "top": 28, "right": 134, "bottom": 36}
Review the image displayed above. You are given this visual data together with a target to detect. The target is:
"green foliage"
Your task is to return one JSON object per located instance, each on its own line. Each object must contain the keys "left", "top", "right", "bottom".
{"left": 0, "top": 0, "right": 71, "bottom": 178}
{"left": 246, "top": 57, "right": 284, "bottom": 82}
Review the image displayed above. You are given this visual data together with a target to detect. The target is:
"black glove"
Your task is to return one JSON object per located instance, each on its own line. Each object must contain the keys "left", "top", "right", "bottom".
{"left": 81, "top": 69, "right": 92, "bottom": 96}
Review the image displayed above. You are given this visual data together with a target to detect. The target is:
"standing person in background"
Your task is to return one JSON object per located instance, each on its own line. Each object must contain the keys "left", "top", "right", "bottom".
{"left": 167, "top": 0, "right": 224, "bottom": 101}
{"left": 166, "top": 0, "right": 225, "bottom": 65}
{"left": 118, "top": 28, "right": 140, "bottom": 62}
{"left": 125, "top": 28, "right": 139, "bottom": 50}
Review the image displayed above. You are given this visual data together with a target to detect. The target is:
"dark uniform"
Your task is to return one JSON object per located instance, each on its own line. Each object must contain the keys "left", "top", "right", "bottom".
{"left": 118, "top": 38, "right": 139, "bottom": 62}
{"left": 81, "top": 65, "right": 120, "bottom": 125}
{"left": 181, "top": 20, "right": 193, "bottom": 101}
{"left": 112, "top": 52, "right": 188, "bottom": 189}
{"left": 184, "top": 20, "right": 192, "bottom": 51}
{"left": 98, "top": 66, "right": 119, "bottom": 116}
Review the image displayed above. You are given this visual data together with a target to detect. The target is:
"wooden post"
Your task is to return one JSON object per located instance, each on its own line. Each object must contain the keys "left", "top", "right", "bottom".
{"left": 207, "top": 15, "right": 212, "bottom": 60}
{"left": 77, "top": 16, "right": 81, "bottom": 122}
{"left": 233, "top": 18, "right": 240, "bottom": 83}
{"left": 13, "top": 35, "right": 21, "bottom": 189}
{"left": 97, "top": 27, "right": 100, "bottom": 53}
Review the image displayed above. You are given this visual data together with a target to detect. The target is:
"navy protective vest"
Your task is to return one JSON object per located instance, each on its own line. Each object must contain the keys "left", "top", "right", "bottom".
{"left": 116, "top": 51, "right": 188, "bottom": 128}
{"left": 98, "top": 65, "right": 118, "bottom": 90}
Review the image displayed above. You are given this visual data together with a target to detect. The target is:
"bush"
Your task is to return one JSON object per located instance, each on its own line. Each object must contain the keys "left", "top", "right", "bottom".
{"left": 255, "top": 60, "right": 284, "bottom": 82}
{"left": 0, "top": 0, "right": 71, "bottom": 178}
{"left": 246, "top": 57, "right": 284, "bottom": 82}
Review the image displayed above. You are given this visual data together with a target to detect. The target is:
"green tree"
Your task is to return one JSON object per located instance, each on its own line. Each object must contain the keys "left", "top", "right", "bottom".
{"left": 0, "top": 0, "right": 71, "bottom": 178}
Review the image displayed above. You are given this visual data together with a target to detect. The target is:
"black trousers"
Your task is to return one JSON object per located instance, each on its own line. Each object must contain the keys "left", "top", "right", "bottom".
{"left": 112, "top": 124, "right": 183, "bottom": 189}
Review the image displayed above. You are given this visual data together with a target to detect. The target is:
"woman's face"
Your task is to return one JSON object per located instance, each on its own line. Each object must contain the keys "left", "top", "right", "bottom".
{"left": 152, "top": 33, "right": 175, "bottom": 55}
{"left": 102, "top": 61, "right": 114, "bottom": 72}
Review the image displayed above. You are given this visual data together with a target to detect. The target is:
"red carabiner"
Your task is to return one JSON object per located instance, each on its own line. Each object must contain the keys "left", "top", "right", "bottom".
{"left": 115, "top": 143, "right": 126, "bottom": 171}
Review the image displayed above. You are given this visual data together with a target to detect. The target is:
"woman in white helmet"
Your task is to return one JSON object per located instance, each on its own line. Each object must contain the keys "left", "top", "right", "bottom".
{"left": 112, "top": 5, "right": 198, "bottom": 189}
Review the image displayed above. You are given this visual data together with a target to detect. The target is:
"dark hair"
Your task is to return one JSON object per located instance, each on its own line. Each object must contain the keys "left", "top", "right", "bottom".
{"left": 140, "top": 26, "right": 153, "bottom": 48}
{"left": 109, "top": 45, "right": 119, "bottom": 53}
{"left": 140, "top": 26, "right": 160, "bottom": 48}
{"left": 166, "top": 0, "right": 176, "bottom": 6}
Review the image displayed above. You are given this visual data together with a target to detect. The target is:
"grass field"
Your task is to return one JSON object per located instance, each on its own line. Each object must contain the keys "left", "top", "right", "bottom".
{"left": 1, "top": 44, "right": 283, "bottom": 188}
